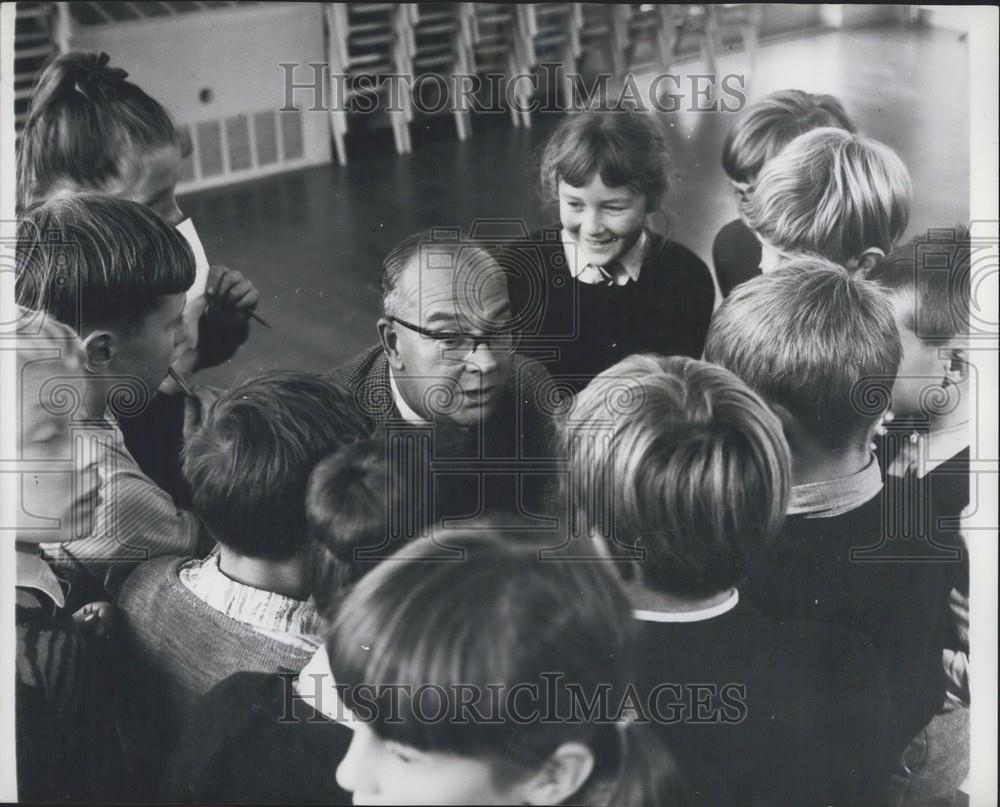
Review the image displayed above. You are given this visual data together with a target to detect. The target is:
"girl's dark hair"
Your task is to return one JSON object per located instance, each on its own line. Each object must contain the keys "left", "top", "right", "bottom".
{"left": 17, "top": 51, "right": 177, "bottom": 210}
{"left": 539, "top": 110, "right": 672, "bottom": 212}
{"left": 328, "top": 529, "right": 687, "bottom": 806}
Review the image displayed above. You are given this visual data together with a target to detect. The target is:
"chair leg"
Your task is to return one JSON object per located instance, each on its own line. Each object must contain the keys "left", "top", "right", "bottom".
{"left": 701, "top": 4, "right": 719, "bottom": 81}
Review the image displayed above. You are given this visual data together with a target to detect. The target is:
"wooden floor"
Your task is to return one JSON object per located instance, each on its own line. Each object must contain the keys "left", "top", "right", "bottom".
{"left": 184, "top": 23, "right": 970, "bottom": 387}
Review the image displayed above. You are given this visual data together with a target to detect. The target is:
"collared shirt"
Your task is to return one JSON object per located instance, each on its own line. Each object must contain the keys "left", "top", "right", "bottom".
{"left": 16, "top": 550, "right": 66, "bottom": 610}
{"left": 561, "top": 229, "right": 648, "bottom": 286}
{"left": 788, "top": 455, "right": 883, "bottom": 518}
{"left": 179, "top": 551, "right": 322, "bottom": 652}
{"left": 388, "top": 368, "right": 430, "bottom": 425}
{"left": 633, "top": 589, "right": 740, "bottom": 624}
{"left": 888, "top": 421, "right": 969, "bottom": 480}
{"left": 41, "top": 414, "right": 199, "bottom": 594}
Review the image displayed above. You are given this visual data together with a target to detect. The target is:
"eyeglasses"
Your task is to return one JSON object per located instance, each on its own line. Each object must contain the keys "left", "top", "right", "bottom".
{"left": 388, "top": 316, "right": 518, "bottom": 356}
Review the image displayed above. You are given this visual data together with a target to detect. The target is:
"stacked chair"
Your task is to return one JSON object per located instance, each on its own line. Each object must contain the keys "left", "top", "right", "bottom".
{"left": 323, "top": 3, "right": 761, "bottom": 161}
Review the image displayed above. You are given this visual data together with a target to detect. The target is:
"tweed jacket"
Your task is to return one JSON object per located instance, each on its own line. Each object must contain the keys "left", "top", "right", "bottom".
{"left": 328, "top": 346, "right": 561, "bottom": 522}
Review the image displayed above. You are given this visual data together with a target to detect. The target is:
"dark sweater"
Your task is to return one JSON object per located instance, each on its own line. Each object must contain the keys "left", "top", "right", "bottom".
{"left": 636, "top": 598, "right": 889, "bottom": 807}
{"left": 160, "top": 671, "right": 353, "bottom": 803}
{"left": 328, "top": 346, "right": 561, "bottom": 522}
{"left": 745, "top": 478, "right": 964, "bottom": 753}
{"left": 712, "top": 218, "right": 762, "bottom": 297}
{"left": 504, "top": 229, "right": 715, "bottom": 388}
{"left": 15, "top": 598, "right": 128, "bottom": 802}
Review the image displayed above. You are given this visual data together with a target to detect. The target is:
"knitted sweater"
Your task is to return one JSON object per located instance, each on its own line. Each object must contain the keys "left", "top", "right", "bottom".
{"left": 504, "top": 229, "right": 715, "bottom": 389}
{"left": 116, "top": 556, "right": 319, "bottom": 795}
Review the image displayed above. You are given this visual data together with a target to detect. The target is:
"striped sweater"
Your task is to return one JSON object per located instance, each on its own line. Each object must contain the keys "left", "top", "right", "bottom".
{"left": 41, "top": 415, "right": 199, "bottom": 599}
{"left": 15, "top": 597, "right": 126, "bottom": 801}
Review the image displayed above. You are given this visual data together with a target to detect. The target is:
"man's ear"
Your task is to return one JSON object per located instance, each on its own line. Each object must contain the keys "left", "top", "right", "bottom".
{"left": 520, "top": 742, "right": 595, "bottom": 806}
{"left": 853, "top": 247, "right": 886, "bottom": 273}
{"left": 81, "top": 330, "right": 116, "bottom": 372}
{"left": 377, "top": 317, "right": 404, "bottom": 371}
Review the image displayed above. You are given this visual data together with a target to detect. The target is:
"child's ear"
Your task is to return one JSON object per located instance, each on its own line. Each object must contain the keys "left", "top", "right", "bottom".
{"left": 521, "top": 742, "right": 595, "bottom": 806}
{"left": 768, "top": 402, "right": 800, "bottom": 442}
{"left": 81, "top": 330, "right": 116, "bottom": 372}
{"left": 943, "top": 346, "right": 968, "bottom": 386}
{"left": 853, "top": 247, "right": 886, "bottom": 273}
{"left": 377, "top": 317, "right": 404, "bottom": 371}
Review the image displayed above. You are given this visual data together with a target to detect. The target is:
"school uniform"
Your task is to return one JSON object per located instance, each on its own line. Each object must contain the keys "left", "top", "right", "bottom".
{"left": 161, "top": 648, "right": 353, "bottom": 803}
{"left": 116, "top": 553, "right": 322, "bottom": 797}
{"left": 711, "top": 218, "right": 762, "bottom": 297}
{"left": 745, "top": 459, "right": 965, "bottom": 756}
{"left": 635, "top": 591, "right": 889, "bottom": 807}
{"left": 504, "top": 228, "right": 715, "bottom": 390}
{"left": 884, "top": 422, "right": 971, "bottom": 805}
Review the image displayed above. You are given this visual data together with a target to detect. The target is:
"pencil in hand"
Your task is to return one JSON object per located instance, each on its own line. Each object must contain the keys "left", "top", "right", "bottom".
{"left": 167, "top": 366, "right": 196, "bottom": 397}
{"left": 249, "top": 310, "right": 271, "bottom": 328}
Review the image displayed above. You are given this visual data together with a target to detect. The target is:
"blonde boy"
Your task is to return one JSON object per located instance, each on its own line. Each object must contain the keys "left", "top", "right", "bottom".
{"left": 742, "top": 127, "right": 912, "bottom": 273}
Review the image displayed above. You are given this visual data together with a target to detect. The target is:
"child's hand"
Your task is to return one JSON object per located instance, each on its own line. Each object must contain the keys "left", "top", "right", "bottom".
{"left": 205, "top": 264, "right": 260, "bottom": 324}
{"left": 870, "top": 409, "right": 895, "bottom": 452}
{"left": 72, "top": 601, "right": 116, "bottom": 639}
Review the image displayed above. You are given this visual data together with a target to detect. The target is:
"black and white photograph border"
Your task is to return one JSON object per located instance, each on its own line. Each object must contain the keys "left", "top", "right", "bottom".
{"left": 1, "top": 3, "right": 997, "bottom": 805}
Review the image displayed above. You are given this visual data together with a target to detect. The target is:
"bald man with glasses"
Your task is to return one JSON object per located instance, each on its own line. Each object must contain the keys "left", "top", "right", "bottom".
{"left": 329, "top": 231, "right": 560, "bottom": 526}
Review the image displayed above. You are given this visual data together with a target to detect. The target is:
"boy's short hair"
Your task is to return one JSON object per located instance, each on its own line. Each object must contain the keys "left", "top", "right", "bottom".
{"left": 741, "top": 128, "right": 912, "bottom": 264}
{"left": 560, "top": 354, "right": 790, "bottom": 598}
{"left": 866, "top": 226, "right": 971, "bottom": 342}
{"left": 183, "top": 371, "right": 370, "bottom": 560}
{"left": 722, "top": 89, "right": 856, "bottom": 184}
{"left": 704, "top": 258, "right": 902, "bottom": 449}
{"left": 15, "top": 194, "right": 194, "bottom": 334}
{"left": 306, "top": 438, "right": 394, "bottom": 615}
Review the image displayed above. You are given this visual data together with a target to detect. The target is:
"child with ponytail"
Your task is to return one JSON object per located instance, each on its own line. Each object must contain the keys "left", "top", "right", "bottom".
{"left": 17, "top": 51, "right": 261, "bottom": 506}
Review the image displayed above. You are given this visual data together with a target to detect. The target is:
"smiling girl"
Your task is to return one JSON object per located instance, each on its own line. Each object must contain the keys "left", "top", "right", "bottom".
{"left": 507, "top": 110, "right": 714, "bottom": 389}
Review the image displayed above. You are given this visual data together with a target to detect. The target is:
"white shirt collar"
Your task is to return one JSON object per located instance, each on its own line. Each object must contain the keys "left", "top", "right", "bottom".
{"left": 888, "top": 421, "right": 969, "bottom": 480}
{"left": 178, "top": 552, "right": 323, "bottom": 650}
{"left": 294, "top": 645, "right": 360, "bottom": 726}
{"left": 388, "top": 368, "right": 430, "bottom": 425}
{"left": 633, "top": 589, "right": 740, "bottom": 623}
{"left": 16, "top": 550, "right": 66, "bottom": 609}
{"left": 561, "top": 229, "right": 648, "bottom": 286}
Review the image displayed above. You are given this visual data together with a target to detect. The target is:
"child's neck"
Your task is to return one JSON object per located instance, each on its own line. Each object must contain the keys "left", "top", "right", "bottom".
{"left": 626, "top": 580, "right": 736, "bottom": 615}
{"left": 217, "top": 547, "right": 310, "bottom": 600}
{"left": 82, "top": 376, "right": 110, "bottom": 420}
{"left": 788, "top": 426, "right": 873, "bottom": 486}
